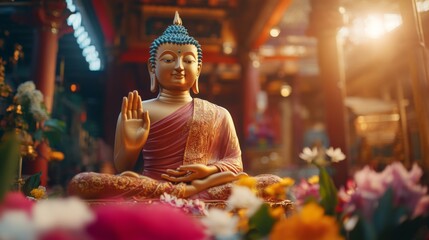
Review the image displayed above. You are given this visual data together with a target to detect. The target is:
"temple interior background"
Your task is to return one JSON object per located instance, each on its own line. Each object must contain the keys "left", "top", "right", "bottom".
{"left": 1, "top": 0, "right": 429, "bottom": 190}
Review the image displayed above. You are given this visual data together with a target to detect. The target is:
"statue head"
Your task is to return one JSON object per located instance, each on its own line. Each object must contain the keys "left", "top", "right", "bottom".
{"left": 148, "top": 12, "right": 202, "bottom": 94}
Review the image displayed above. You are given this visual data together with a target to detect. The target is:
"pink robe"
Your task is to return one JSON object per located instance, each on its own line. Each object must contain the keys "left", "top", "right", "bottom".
{"left": 142, "top": 98, "right": 242, "bottom": 180}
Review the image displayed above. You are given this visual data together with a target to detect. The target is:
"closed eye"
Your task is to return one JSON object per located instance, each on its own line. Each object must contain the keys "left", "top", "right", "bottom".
{"left": 163, "top": 59, "right": 174, "bottom": 63}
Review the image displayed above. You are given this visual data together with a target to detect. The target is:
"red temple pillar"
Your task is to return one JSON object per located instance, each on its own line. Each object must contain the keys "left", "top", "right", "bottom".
{"left": 242, "top": 54, "right": 261, "bottom": 141}
{"left": 32, "top": 0, "right": 69, "bottom": 112}
{"left": 26, "top": 1, "right": 70, "bottom": 186}
{"left": 308, "top": 0, "right": 349, "bottom": 186}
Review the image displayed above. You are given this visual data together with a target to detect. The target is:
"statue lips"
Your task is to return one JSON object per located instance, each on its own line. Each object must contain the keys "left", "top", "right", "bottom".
{"left": 172, "top": 74, "right": 185, "bottom": 81}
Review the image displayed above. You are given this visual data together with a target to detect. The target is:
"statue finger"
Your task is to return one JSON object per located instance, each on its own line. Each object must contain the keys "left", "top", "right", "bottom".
{"left": 137, "top": 95, "right": 143, "bottom": 119}
{"left": 166, "top": 169, "right": 188, "bottom": 177}
{"left": 121, "top": 97, "right": 128, "bottom": 120}
{"left": 161, "top": 174, "right": 180, "bottom": 182}
{"left": 161, "top": 174, "right": 192, "bottom": 183}
{"left": 143, "top": 111, "right": 150, "bottom": 129}
{"left": 132, "top": 90, "right": 139, "bottom": 109}
{"left": 178, "top": 164, "right": 201, "bottom": 172}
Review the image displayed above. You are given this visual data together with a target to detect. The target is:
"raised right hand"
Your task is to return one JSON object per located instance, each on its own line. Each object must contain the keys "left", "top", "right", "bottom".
{"left": 121, "top": 90, "right": 150, "bottom": 150}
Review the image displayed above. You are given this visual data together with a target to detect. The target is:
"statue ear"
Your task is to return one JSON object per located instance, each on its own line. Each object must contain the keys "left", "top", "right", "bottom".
{"left": 148, "top": 62, "right": 158, "bottom": 93}
{"left": 192, "top": 63, "right": 202, "bottom": 94}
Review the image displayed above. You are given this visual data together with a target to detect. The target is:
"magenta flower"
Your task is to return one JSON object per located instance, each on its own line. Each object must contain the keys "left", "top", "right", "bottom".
{"left": 292, "top": 178, "right": 320, "bottom": 206}
{"left": 86, "top": 203, "right": 206, "bottom": 240}
{"left": 0, "top": 192, "right": 34, "bottom": 215}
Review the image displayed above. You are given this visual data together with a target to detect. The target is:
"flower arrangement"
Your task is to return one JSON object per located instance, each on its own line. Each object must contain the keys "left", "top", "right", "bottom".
{"left": 0, "top": 192, "right": 206, "bottom": 240}
{"left": 160, "top": 192, "right": 207, "bottom": 215}
{"left": 0, "top": 146, "right": 428, "bottom": 240}
{"left": 0, "top": 76, "right": 65, "bottom": 198}
{"left": 0, "top": 81, "right": 65, "bottom": 158}
{"left": 201, "top": 147, "right": 429, "bottom": 240}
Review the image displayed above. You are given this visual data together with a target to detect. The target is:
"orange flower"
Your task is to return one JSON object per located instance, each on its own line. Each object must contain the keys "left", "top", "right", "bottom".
{"left": 270, "top": 203, "right": 344, "bottom": 240}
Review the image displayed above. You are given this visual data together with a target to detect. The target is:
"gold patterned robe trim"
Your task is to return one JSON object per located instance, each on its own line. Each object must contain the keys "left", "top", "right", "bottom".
{"left": 184, "top": 98, "right": 242, "bottom": 174}
{"left": 68, "top": 172, "right": 187, "bottom": 199}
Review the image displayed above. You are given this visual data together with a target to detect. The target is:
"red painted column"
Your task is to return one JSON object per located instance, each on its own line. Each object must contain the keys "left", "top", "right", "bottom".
{"left": 308, "top": 0, "right": 349, "bottom": 186}
{"left": 32, "top": 0, "right": 69, "bottom": 113}
{"left": 28, "top": 1, "right": 69, "bottom": 186}
{"left": 242, "top": 55, "right": 260, "bottom": 141}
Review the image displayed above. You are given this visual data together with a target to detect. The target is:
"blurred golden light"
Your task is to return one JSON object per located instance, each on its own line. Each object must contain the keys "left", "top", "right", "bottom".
{"left": 280, "top": 84, "right": 292, "bottom": 97}
{"left": 270, "top": 27, "right": 281, "bottom": 38}
{"left": 364, "top": 15, "right": 385, "bottom": 39}
{"left": 223, "top": 42, "right": 234, "bottom": 55}
{"left": 346, "top": 13, "right": 402, "bottom": 43}
{"left": 417, "top": 0, "right": 429, "bottom": 12}
{"left": 252, "top": 60, "right": 260, "bottom": 68}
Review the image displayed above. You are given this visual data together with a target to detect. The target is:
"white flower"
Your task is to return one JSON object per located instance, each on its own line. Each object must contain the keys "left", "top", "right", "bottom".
{"left": 160, "top": 192, "right": 173, "bottom": 203}
{"left": 0, "top": 210, "right": 37, "bottom": 240}
{"left": 201, "top": 208, "right": 238, "bottom": 237}
{"left": 16, "top": 81, "right": 36, "bottom": 96}
{"left": 30, "top": 89, "right": 44, "bottom": 103}
{"left": 31, "top": 106, "right": 49, "bottom": 122}
{"left": 299, "top": 147, "right": 319, "bottom": 163}
{"left": 326, "top": 147, "right": 346, "bottom": 162}
{"left": 227, "top": 185, "right": 263, "bottom": 216}
{"left": 343, "top": 215, "right": 359, "bottom": 231}
{"left": 32, "top": 197, "right": 95, "bottom": 233}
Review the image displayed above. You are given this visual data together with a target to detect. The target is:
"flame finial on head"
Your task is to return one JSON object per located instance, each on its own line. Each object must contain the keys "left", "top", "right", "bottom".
{"left": 173, "top": 11, "right": 182, "bottom": 26}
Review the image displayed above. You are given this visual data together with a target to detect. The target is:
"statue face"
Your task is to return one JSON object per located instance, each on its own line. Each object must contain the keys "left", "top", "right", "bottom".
{"left": 154, "top": 43, "right": 201, "bottom": 92}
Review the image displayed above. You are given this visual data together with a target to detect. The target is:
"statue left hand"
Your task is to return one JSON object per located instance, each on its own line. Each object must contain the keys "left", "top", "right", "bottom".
{"left": 161, "top": 164, "right": 218, "bottom": 183}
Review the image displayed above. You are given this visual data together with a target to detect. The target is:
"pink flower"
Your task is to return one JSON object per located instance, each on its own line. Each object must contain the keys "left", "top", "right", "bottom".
{"left": 0, "top": 192, "right": 34, "bottom": 216}
{"left": 383, "top": 163, "right": 427, "bottom": 210}
{"left": 86, "top": 203, "right": 206, "bottom": 240}
{"left": 413, "top": 196, "right": 429, "bottom": 218}
{"left": 354, "top": 166, "right": 387, "bottom": 199}
{"left": 292, "top": 179, "right": 320, "bottom": 206}
{"left": 342, "top": 162, "right": 428, "bottom": 220}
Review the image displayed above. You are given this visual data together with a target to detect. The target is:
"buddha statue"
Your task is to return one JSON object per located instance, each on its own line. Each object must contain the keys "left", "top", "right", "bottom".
{"left": 68, "top": 12, "right": 281, "bottom": 201}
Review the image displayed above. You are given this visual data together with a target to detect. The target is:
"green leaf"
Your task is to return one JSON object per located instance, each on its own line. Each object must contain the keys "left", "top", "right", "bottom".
{"left": 318, "top": 166, "right": 338, "bottom": 216}
{"left": 245, "top": 204, "right": 276, "bottom": 240}
{"left": 44, "top": 119, "right": 66, "bottom": 132}
{"left": 42, "top": 119, "right": 66, "bottom": 144}
{"left": 373, "top": 187, "right": 396, "bottom": 234}
{"left": 22, "top": 172, "right": 41, "bottom": 196}
{"left": 348, "top": 216, "right": 377, "bottom": 240}
{"left": 0, "top": 132, "right": 20, "bottom": 200}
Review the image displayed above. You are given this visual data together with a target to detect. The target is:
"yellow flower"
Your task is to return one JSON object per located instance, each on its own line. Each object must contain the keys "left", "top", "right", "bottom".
{"left": 308, "top": 175, "right": 319, "bottom": 185}
{"left": 50, "top": 151, "right": 65, "bottom": 161}
{"left": 270, "top": 203, "right": 344, "bottom": 240}
{"left": 30, "top": 186, "right": 46, "bottom": 200}
{"left": 279, "top": 177, "right": 295, "bottom": 187}
{"left": 268, "top": 206, "right": 285, "bottom": 220}
{"left": 236, "top": 209, "right": 249, "bottom": 232}
{"left": 264, "top": 177, "right": 295, "bottom": 200}
{"left": 265, "top": 183, "right": 285, "bottom": 198}
{"left": 235, "top": 176, "right": 257, "bottom": 190}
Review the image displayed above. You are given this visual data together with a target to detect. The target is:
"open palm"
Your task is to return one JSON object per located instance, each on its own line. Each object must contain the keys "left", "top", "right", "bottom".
{"left": 121, "top": 90, "right": 150, "bottom": 150}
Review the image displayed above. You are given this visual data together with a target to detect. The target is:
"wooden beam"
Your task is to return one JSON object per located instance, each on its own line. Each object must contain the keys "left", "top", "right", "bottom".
{"left": 250, "top": 0, "right": 292, "bottom": 49}
{"left": 91, "top": 0, "right": 115, "bottom": 46}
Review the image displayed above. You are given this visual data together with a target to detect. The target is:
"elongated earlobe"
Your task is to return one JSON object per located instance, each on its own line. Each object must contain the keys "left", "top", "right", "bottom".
{"left": 148, "top": 63, "right": 158, "bottom": 93}
{"left": 192, "top": 79, "right": 199, "bottom": 94}
{"left": 192, "top": 64, "right": 201, "bottom": 94}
